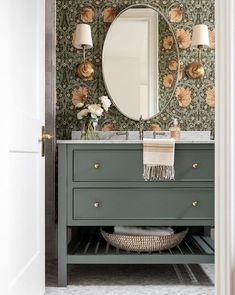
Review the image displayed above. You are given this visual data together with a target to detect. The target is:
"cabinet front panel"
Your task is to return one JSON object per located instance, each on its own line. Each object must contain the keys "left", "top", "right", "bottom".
{"left": 175, "top": 150, "right": 214, "bottom": 181}
{"left": 71, "top": 188, "right": 214, "bottom": 220}
{"left": 72, "top": 149, "right": 214, "bottom": 182}
{"left": 72, "top": 149, "right": 142, "bottom": 181}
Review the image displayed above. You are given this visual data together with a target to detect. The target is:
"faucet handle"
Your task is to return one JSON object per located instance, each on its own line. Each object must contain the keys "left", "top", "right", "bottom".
{"left": 115, "top": 131, "right": 129, "bottom": 140}
{"left": 153, "top": 131, "right": 166, "bottom": 139}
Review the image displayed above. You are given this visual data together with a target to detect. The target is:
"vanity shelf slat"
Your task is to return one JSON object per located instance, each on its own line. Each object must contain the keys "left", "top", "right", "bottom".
{"left": 201, "top": 236, "right": 214, "bottom": 249}
{"left": 190, "top": 236, "right": 214, "bottom": 255}
{"left": 67, "top": 235, "right": 214, "bottom": 265}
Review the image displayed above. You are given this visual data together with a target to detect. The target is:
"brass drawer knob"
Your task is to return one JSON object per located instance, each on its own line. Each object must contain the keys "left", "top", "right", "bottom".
{"left": 192, "top": 163, "right": 198, "bottom": 169}
{"left": 93, "top": 202, "right": 100, "bottom": 208}
{"left": 192, "top": 201, "right": 199, "bottom": 207}
{"left": 94, "top": 163, "right": 100, "bottom": 169}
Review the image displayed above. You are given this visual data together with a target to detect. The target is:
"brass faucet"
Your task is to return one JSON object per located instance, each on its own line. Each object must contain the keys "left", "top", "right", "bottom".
{"left": 139, "top": 115, "right": 144, "bottom": 140}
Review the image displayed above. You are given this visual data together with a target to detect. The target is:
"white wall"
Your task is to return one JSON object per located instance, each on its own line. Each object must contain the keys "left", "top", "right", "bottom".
{"left": 0, "top": 2, "right": 11, "bottom": 293}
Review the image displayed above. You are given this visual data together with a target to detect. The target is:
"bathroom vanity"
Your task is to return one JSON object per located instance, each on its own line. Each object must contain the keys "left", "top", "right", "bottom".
{"left": 58, "top": 140, "right": 214, "bottom": 286}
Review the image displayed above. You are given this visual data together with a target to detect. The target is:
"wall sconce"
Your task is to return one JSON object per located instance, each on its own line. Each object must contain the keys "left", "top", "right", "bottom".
{"left": 186, "top": 24, "right": 209, "bottom": 79}
{"left": 73, "top": 24, "right": 94, "bottom": 81}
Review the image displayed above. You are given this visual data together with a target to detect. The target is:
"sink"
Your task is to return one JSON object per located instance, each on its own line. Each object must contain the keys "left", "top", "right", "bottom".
{"left": 71, "top": 130, "right": 211, "bottom": 142}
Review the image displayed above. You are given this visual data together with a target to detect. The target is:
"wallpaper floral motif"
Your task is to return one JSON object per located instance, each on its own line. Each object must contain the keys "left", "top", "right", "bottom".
{"left": 56, "top": 0, "right": 215, "bottom": 139}
{"left": 158, "top": 14, "right": 178, "bottom": 111}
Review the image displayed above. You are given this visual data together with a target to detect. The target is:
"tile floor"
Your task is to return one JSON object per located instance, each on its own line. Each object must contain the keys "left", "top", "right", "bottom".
{"left": 46, "top": 261, "right": 214, "bottom": 295}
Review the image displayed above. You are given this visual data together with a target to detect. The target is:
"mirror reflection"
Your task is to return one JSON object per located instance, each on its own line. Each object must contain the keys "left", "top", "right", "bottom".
{"left": 102, "top": 6, "right": 179, "bottom": 121}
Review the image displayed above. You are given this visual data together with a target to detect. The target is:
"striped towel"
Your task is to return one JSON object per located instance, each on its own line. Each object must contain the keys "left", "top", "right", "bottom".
{"left": 143, "top": 138, "right": 175, "bottom": 181}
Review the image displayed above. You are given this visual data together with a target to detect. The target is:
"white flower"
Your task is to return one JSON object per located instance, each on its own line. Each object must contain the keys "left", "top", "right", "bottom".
{"left": 99, "top": 96, "right": 111, "bottom": 112}
{"left": 91, "top": 113, "right": 97, "bottom": 119}
{"left": 77, "top": 108, "right": 89, "bottom": 120}
{"left": 75, "top": 102, "right": 84, "bottom": 108}
{"left": 88, "top": 104, "right": 103, "bottom": 117}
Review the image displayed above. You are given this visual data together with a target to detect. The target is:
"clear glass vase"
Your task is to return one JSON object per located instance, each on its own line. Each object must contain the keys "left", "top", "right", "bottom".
{"left": 80, "top": 118, "right": 100, "bottom": 140}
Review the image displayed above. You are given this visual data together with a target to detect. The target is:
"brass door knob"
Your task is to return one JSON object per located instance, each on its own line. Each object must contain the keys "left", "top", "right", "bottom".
{"left": 93, "top": 202, "right": 100, "bottom": 208}
{"left": 192, "top": 163, "right": 198, "bottom": 169}
{"left": 40, "top": 126, "right": 53, "bottom": 141}
{"left": 192, "top": 201, "right": 199, "bottom": 207}
{"left": 42, "top": 133, "right": 53, "bottom": 140}
{"left": 40, "top": 126, "right": 53, "bottom": 157}
{"left": 94, "top": 163, "right": 100, "bottom": 169}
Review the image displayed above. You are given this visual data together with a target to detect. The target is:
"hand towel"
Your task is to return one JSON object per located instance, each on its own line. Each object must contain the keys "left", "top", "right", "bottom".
{"left": 114, "top": 226, "right": 174, "bottom": 236}
{"left": 143, "top": 138, "right": 175, "bottom": 181}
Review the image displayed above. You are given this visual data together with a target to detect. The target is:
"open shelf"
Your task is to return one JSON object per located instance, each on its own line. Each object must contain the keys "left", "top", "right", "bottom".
{"left": 67, "top": 233, "right": 214, "bottom": 264}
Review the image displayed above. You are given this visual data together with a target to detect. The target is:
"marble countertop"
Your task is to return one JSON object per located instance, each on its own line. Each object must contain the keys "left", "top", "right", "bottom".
{"left": 57, "top": 139, "right": 214, "bottom": 144}
{"left": 57, "top": 131, "right": 214, "bottom": 144}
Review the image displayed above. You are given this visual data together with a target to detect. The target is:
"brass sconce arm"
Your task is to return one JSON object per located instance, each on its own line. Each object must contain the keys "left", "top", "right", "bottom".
{"left": 77, "top": 44, "right": 94, "bottom": 81}
{"left": 186, "top": 45, "right": 205, "bottom": 79}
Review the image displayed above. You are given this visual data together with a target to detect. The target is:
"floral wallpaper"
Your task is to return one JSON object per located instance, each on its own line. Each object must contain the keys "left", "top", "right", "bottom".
{"left": 158, "top": 15, "right": 178, "bottom": 111}
{"left": 56, "top": 0, "right": 215, "bottom": 139}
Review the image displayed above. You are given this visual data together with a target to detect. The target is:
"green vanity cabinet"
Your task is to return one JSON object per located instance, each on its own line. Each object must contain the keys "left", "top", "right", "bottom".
{"left": 71, "top": 145, "right": 214, "bottom": 182}
{"left": 71, "top": 188, "right": 214, "bottom": 220}
{"left": 58, "top": 142, "right": 214, "bottom": 287}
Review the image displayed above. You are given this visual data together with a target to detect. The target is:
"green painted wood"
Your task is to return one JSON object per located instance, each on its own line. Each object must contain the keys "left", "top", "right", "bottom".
{"left": 64, "top": 143, "right": 214, "bottom": 151}
{"left": 70, "top": 188, "right": 214, "bottom": 220}
{"left": 175, "top": 149, "right": 214, "bottom": 181}
{"left": 191, "top": 236, "right": 214, "bottom": 254}
{"left": 67, "top": 254, "right": 214, "bottom": 264}
{"left": 71, "top": 146, "right": 214, "bottom": 182}
{"left": 66, "top": 232, "right": 214, "bottom": 264}
{"left": 202, "top": 236, "right": 215, "bottom": 249}
{"left": 58, "top": 144, "right": 68, "bottom": 287}
{"left": 57, "top": 142, "right": 215, "bottom": 286}
{"left": 72, "top": 149, "right": 143, "bottom": 182}
{"left": 70, "top": 181, "right": 214, "bottom": 189}
{"left": 67, "top": 219, "right": 214, "bottom": 227}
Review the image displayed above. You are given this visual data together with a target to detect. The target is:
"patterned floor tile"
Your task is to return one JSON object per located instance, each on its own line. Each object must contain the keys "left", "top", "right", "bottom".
{"left": 46, "top": 261, "right": 214, "bottom": 295}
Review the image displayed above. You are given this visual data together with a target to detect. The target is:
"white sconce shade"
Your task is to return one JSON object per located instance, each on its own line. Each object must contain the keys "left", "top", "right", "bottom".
{"left": 191, "top": 24, "right": 209, "bottom": 49}
{"left": 73, "top": 24, "right": 93, "bottom": 49}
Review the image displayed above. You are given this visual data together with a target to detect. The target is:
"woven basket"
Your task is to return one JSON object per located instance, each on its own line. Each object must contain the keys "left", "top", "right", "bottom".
{"left": 101, "top": 227, "right": 189, "bottom": 252}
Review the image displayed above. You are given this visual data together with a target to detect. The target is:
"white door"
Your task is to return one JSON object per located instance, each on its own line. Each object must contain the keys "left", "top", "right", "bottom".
{"left": 2, "top": 0, "right": 46, "bottom": 294}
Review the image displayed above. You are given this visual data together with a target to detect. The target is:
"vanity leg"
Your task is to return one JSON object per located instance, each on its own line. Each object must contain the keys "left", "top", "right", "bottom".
{"left": 58, "top": 213, "right": 68, "bottom": 286}
{"left": 58, "top": 254, "right": 67, "bottom": 287}
{"left": 58, "top": 144, "right": 68, "bottom": 287}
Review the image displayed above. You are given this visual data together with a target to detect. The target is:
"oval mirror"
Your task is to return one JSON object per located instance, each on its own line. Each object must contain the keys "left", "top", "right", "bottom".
{"left": 102, "top": 5, "right": 179, "bottom": 121}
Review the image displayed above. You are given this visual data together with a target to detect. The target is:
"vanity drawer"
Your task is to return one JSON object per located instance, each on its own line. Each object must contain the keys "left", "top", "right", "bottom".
{"left": 70, "top": 188, "right": 214, "bottom": 220}
{"left": 72, "top": 149, "right": 142, "bottom": 181}
{"left": 71, "top": 148, "right": 214, "bottom": 182}
{"left": 175, "top": 149, "right": 214, "bottom": 181}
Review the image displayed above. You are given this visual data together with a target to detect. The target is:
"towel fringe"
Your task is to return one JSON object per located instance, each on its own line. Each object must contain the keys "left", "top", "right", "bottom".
{"left": 143, "top": 165, "right": 175, "bottom": 181}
